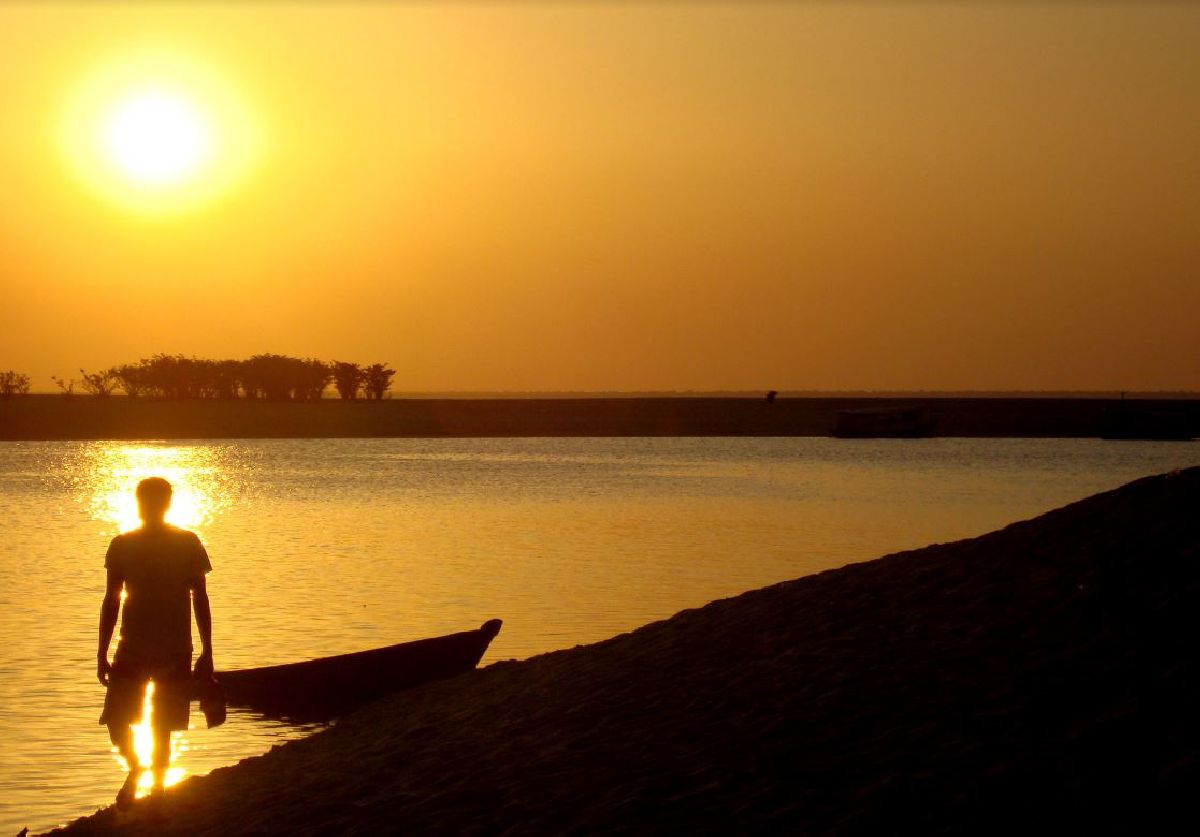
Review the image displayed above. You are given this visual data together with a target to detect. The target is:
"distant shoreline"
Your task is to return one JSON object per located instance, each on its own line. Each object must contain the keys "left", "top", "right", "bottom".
{"left": 2, "top": 394, "right": 1198, "bottom": 441}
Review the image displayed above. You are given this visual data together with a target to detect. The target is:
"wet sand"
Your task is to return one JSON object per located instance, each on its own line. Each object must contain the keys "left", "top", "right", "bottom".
{"left": 50, "top": 466, "right": 1199, "bottom": 834}
{"left": 3, "top": 393, "right": 1198, "bottom": 439}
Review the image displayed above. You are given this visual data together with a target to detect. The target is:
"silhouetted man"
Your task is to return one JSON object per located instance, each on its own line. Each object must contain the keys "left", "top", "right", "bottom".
{"left": 97, "top": 476, "right": 213, "bottom": 808}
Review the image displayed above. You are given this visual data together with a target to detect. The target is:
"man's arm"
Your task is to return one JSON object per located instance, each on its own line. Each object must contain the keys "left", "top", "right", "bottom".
{"left": 192, "top": 574, "right": 213, "bottom": 676}
{"left": 97, "top": 569, "right": 123, "bottom": 685}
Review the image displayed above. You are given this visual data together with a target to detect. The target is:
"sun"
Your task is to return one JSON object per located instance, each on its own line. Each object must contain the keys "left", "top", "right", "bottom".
{"left": 60, "top": 50, "right": 261, "bottom": 215}
{"left": 102, "top": 86, "right": 214, "bottom": 187}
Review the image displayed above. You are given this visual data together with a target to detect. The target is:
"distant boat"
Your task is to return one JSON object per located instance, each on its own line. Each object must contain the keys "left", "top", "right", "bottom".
{"left": 1099, "top": 407, "right": 1194, "bottom": 441}
{"left": 216, "top": 619, "right": 503, "bottom": 722}
{"left": 832, "top": 406, "right": 937, "bottom": 438}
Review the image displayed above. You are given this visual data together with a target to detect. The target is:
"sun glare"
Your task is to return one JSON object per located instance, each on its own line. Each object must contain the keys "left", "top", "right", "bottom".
{"left": 60, "top": 50, "right": 260, "bottom": 215}
{"left": 102, "top": 87, "right": 213, "bottom": 186}
{"left": 68, "top": 442, "right": 240, "bottom": 534}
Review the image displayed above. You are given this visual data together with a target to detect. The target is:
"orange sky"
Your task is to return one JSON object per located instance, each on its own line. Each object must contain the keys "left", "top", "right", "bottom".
{"left": 1, "top": 2, "right": 1197, "bottom": 392}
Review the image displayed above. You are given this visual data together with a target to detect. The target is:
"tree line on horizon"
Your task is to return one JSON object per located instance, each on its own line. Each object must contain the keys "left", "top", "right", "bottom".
{"left": 9, "top": 355, "right": 397, "bottom": 401}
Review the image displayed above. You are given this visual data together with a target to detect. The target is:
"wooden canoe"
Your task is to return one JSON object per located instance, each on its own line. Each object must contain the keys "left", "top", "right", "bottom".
{"left": 215, "top": 619, "right": 502, "bottom": 722}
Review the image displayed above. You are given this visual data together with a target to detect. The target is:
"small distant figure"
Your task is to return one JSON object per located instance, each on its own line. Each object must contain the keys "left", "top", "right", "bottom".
{"left": 766, "top": 390, "right": 778, "bottom": 405}
{"left": 96, "top": 477, "right": 214, "bottom": 808}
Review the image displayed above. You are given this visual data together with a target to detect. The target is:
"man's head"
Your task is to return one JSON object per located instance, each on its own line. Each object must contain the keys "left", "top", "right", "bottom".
{"left": 135, "top": 477, "right": 173, "bottom": 525}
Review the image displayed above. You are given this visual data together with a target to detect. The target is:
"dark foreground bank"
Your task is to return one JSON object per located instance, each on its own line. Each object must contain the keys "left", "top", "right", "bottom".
{"left": 3, "top": 394, "right": 1199, "bottom": 439}
{"left": 51, "top": 467, "right": 1200, "bottom": 834}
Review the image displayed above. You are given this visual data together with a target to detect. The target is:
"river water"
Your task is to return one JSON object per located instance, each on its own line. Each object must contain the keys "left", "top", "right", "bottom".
{"left": 1, "top": 437, "right": 1196, "bottom": 833}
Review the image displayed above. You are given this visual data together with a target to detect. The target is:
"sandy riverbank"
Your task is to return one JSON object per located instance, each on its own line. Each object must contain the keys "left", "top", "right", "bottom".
{"left": 3, "top": 393, "right": 1198, "bottom": 440}
{"left": 51, "top": 466, "right": 1200, "bottom": 834}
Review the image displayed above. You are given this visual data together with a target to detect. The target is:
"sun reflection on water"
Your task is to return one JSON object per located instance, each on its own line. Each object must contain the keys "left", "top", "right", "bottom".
{"left": 70, "top": 442, "right": 240, "bottom": 534}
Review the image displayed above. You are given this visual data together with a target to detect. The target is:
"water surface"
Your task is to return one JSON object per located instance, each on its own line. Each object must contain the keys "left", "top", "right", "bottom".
{"left": 1, "top": 437, "right": 1196, "bottom": 832}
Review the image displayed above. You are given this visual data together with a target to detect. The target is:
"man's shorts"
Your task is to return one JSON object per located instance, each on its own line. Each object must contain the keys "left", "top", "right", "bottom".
{"left": 100, "top": 652, "right": 193, "bottom": 732}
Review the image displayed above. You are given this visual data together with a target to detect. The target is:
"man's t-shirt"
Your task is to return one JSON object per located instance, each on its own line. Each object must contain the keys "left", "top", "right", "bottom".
{"left": 105, "top": 525, "right": 212, "bottom": 662}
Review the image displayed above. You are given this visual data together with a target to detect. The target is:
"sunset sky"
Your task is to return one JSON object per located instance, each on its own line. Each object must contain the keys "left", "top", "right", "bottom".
{"left": 1, "top": 2, "right": 1196, "bottom": 392}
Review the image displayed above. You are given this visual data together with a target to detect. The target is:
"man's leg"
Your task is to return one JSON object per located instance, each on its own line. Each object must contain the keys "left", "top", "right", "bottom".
{"left": 107, "top": 722, "right": 137, "bottom": 769}
{"left": 149, "top": 669, "right": 190, "bottom": 795}
{"left": 103, "top": 667, "right": 147, "bottom": 810}
{"left": 107, "top": 722, "right": 142, "bottom": 809}
{"left": 150, "top": 721, "right": 171, "bottom": 793}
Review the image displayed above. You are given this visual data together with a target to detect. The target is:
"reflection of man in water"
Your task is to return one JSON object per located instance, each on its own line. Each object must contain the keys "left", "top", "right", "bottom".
{"left": 96, "top": 477, "right": 213, "bottom": 808}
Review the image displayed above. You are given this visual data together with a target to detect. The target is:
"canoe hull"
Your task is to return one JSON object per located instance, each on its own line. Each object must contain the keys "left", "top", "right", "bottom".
{"left": 216, "top": 619, "right": 502, "bottom": 722}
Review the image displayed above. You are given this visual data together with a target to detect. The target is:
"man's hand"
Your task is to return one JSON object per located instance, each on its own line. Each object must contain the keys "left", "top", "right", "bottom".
{"left": 98, "top": 569, "right": 122, "bottom": 688}
{"left": 193, "top": 649, "right": 214, "bottom": 680}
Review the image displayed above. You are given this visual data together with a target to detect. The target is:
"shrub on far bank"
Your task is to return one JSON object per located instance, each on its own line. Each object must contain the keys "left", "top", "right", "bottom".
{"left": 1, "top": 370, "right": 32, "bottom": 399}
{"left": 79, "top": 368, "right": 119, "bottom": 398}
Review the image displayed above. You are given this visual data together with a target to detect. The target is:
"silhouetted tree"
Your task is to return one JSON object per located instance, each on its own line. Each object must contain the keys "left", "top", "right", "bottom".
{"left": 239, "top": 358, "right": 264, "bottom": 400}
{"left": 172, "top": 357, "right": 203, "bottom": 399}
{"left": 242, "top": 354, "right": 289, "bottom": 400}
{"left": 361, "top": 363, "right": 396, "bottom": 400}
{"left": 139, "top": 356, "right": 167, "bottom": 398}
{"left": 113, "top": 363, "right": 148, "bottom": 398}
{"left": 183, "top": 358, "right": 237, "bottom": 399}
{"left": 0, "top": 370, "right": 32, "bottom": 399}
{"left": 298, "top": 359, "right": 332, "bottom": 401}
{"left": 245, "top": 354, "right": 328, "bottom": 400}
{"left": 332, "top": 361, "right": 363, "bottom": 400}
{"left": 79, "top": 368, "right": 120, "bottom": 398}
{"left": 127, "top": 354, "right": 188, "bottom": 399}
{"left": 211, "top": 360, "right": 242, "bottom": 399}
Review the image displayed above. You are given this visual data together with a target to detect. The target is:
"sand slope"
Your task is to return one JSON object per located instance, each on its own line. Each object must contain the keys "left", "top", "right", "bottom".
{"left": 55, "top": 467, "right": 1200, "bottom": 834}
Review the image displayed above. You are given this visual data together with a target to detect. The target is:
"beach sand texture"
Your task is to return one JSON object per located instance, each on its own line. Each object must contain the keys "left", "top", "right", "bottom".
{"left": 52, "top": 467, "right": 1199, "bottom": 834}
